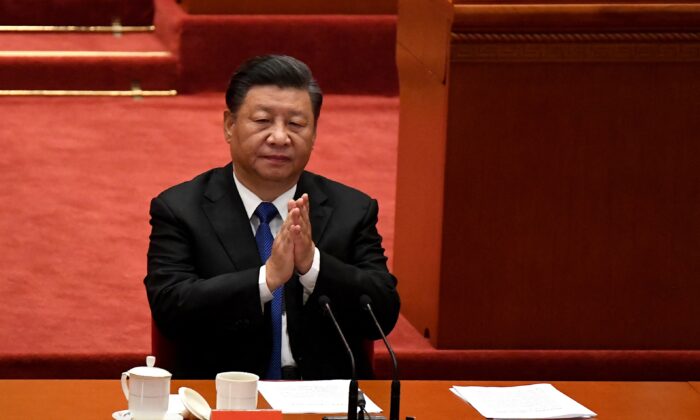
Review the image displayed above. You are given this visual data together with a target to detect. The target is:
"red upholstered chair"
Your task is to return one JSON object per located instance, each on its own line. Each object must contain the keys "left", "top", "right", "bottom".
{"left": 153, "top": 318, "right": 378, "bottom": 378}
{"left": 364, "top": 339, "right": 376, "bottom": 378}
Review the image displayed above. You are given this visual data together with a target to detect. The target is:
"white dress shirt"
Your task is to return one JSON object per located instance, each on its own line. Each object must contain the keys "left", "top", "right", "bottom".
{"left": 233, "top": 171, "right": 320, "bottom": 368}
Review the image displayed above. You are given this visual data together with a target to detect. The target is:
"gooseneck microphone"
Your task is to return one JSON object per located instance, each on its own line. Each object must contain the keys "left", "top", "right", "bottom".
{"left": 360, "top": 295, "right": 400, "bottom": 420}
{"left": 319, "top": 295, "right": 358, "bottom": 420}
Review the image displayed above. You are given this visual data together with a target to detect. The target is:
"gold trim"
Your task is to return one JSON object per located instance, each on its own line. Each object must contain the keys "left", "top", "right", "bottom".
{"left": 0, "top": 25, "right": 155, "bottom": 33}
{"left": 0, "top": 51, "right": 171, "bottom": 58}
{"left": 0, "top": 89, "right": 177, "bottom": 97}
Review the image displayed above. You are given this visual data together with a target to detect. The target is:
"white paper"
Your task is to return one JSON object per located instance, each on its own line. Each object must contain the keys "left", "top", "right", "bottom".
{"left": 451, "top": 383, "right": 597, "bottom": 419}
{"left": 258, "top": 380, "right": 382, "bottom": 414}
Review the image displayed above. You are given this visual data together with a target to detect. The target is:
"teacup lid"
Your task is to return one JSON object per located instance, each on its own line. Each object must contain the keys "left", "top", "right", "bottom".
{"left": 127, "top": 356, "right": 171, "bottom": 378}
{"left": 178, "top": 387, "right": 211, "bottom": 420}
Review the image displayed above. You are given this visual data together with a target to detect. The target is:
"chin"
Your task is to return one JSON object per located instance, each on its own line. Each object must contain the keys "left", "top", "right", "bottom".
{"left": 258, "top": 169, "right": 297, "bottom": 183}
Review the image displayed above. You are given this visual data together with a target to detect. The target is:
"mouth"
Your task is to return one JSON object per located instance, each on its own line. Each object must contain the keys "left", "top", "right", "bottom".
{"left": 260, "top": 155, "right": 292, "bottom": 163}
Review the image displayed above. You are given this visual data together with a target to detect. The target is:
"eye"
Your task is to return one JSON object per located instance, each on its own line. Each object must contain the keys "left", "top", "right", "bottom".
{"left": 255, "top": 118, "right": 270, "bottom": 124}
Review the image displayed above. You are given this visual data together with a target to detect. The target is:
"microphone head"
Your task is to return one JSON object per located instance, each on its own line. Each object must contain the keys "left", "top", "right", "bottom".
{"left": 318, "top": 295, "right": 331, "bottom": 307}
{"left": 359, "top": 294, "right": 372, "bottom": 310}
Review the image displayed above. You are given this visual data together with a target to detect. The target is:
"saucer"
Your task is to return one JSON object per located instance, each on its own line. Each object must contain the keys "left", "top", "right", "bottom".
{"left": 112, "top": 409, "right": 183, "bottom": 420}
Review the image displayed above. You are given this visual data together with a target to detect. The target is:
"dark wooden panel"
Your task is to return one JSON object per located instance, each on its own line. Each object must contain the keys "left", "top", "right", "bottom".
{"left": 439, "top": 60, "right": 700, "bottom": 349}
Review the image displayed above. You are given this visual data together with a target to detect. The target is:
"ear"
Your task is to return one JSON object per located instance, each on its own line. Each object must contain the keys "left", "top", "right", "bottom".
{"left": 223, "top": 110, "right": 235, "bottom": 143}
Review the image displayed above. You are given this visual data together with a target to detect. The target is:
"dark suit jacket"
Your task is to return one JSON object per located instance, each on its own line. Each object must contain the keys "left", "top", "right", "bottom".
{"left": 145, "top": 163, "right": 400, "bottom": 379}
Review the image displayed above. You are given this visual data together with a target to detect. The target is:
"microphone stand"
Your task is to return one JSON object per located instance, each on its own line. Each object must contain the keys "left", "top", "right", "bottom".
{"left": 361, "top": 295, "right": 402, "bottom": 420}
{"left": 320, "top": 296, "right": 358, "bottom": 420}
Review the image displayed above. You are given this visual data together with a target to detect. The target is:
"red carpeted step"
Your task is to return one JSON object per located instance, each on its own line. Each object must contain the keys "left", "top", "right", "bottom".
{"left": 0, "top": 0, "right": 154, "bottom": 26}
{"left": 372, "top": 315, "right": 700, "bottom": 381}
{"left": 153, "top": 0, "right": 398, "bottom": 95}
{"left": 0, "top": 32, "right": 177, "bottom": 90}
{"left": 0, "top": 32, "right": 168, "bottom": 51}
{"left": 0, "top": 56, "right": 177, "bottom": 91}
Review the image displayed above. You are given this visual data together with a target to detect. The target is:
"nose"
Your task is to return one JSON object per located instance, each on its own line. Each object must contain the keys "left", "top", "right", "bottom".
{"left": 267, "top": 122, "right": 289, "bottom": 145}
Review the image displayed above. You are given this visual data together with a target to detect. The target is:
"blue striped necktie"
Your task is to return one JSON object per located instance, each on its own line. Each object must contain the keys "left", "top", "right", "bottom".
{"left": 254, "top": 202, "right": 282, "bottom": 380}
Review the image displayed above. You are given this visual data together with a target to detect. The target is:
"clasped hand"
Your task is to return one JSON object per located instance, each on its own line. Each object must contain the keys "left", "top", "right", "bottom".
{"left": 265, "top": 193, "right": 314, "bottom": 291}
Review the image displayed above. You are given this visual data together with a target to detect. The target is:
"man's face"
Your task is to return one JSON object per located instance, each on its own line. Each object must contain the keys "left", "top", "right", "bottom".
{"left": 224, "top": 85, "right": 316, "bottom": 194}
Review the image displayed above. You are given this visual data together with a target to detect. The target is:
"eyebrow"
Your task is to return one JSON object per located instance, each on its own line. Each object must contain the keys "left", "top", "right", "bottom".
{"left": 254, "top": 105, "right": 308, "bottom": 118}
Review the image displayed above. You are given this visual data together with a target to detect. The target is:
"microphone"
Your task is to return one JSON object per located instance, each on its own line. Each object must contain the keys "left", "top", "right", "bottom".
{"left": 319, "top": 295, "right": 358, "bottom": 420}
{"left": 360, "top": 295, "right": 400, "bottom": 420}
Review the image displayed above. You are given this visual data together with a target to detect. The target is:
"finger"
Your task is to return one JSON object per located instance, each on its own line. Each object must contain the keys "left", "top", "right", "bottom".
{"left": 276, "top": 218, "right": 292, "bottom": 238}
{"left": 293, "top": 198, "right": 304, "bottom": 215}
{"left": 292, "top": 215, "right": 313, "bottom": 249}
{"left": 280, "top": 207, "right": 298, "bottom": 229}
{"left": 290, "top": 196, "right": 308, "bottom": 225}
{"left": 294, "top": 193, "right": 308, "bottom": 209}
{"left": 279, "top": 219, "right": 300, "bottom": 247}
{"left": 269, "top": 230, "right": 287, "bottom": 257}
{"left": 288, "top": 207, "right": 302, "bottom": 226}
{"left": 290, "top": 225, "right": 305, "bottom": 251}
{"left": 296, "top": 205, "right": 311, "bottom": 237}
{"left": 299, "top": 201, "right": 311, "bottom": 227}
{"left": 300, "top": 194, "right": 310, "bottom": 216}
{"left": 291, "top": 227, "right": 309, "bottom": 255}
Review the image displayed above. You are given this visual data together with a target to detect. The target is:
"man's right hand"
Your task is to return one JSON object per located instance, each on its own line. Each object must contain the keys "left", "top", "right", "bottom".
{"left": 265, "top": 213, "right": 296, "bottom": 292}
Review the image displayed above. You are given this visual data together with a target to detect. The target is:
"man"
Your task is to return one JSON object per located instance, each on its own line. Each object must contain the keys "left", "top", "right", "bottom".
{"left": 145, "top": 55, "right": 400, "bottom": 379}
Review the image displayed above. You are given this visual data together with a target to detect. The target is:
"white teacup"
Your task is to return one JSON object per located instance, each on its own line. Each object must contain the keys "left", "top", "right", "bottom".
{"left": 121, "top": 356, "right": 171, "bottom": 420}
{"left": 215, "top": 371, "right": 259, "bottom": 410}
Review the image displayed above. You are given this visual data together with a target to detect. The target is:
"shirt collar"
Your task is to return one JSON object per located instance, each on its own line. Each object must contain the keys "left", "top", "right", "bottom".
{"left": 233, "top": 169, "right": 297, "bottom": 221}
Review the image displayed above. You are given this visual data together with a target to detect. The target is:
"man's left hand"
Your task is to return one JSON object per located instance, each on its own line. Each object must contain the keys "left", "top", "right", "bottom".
{"left": 288, "top": 193, "right": 314, "bottom": 274}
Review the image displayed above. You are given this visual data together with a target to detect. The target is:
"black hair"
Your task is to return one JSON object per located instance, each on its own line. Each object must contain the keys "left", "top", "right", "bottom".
{"left": 225, "top": 55, "right": 323, "bottom": 124}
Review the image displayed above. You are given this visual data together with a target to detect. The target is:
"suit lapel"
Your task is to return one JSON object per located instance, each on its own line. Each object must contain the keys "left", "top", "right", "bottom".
{"left": 201, "top": 163, "right": 261, "bottom": 271}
